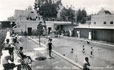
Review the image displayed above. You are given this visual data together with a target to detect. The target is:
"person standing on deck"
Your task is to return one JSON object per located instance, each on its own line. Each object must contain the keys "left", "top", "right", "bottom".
{"left": 47, "top": 38, "right": 54, "bottom": 58}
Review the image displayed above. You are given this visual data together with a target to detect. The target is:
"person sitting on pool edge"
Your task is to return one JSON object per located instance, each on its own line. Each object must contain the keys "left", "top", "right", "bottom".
{"left": 19, "top": 47, "right": 33, "bottom": 63}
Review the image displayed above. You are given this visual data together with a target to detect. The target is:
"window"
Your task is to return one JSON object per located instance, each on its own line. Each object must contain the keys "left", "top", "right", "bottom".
{"left": 110, "top": 21, "right": 113, "bottom": 24}
{"left": 94, "top": 22, "right": 96, "bottom": 24}
{"left": 104, "top": 21, "right": 106, "bottom": 24}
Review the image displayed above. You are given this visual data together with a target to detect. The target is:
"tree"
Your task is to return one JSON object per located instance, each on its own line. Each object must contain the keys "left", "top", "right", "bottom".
{"left": 39, "top": 3, "right": 57, "bottom": 18}
{"left": 77, "top": 9, "right": 87, "bottom": 23}
{"left": 60, "top": 7, "right": 75, "bottom": 21}
{"left": 34, "top": 0, "right": 62, "bottom": 20}
{"left": 59, "top": 7, "right": 67, "bottom": 21}
{"left": 67, "top": 7, "right": 75, "bottom": 21}
{"left": 37, "top": 22, "right": 44, "bottom": 46}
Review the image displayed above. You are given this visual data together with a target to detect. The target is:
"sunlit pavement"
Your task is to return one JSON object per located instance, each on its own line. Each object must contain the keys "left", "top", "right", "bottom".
{"left": 20, "top": 37, "right": 80, "bottom": 70}
{"left": 31, "top": 36, "right": 114, "bottom": 70}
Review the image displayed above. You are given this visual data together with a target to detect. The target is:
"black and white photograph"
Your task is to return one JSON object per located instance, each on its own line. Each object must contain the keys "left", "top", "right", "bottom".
{"left": 0, "top": 0, "right": 114, "bottom": 70}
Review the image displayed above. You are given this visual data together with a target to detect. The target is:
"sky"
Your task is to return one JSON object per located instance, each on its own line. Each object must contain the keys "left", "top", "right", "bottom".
{"left": 0, "top": 0, "right": 114, "bottom": 21}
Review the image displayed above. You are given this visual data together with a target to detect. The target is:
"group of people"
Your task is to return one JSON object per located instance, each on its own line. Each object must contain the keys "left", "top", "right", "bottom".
{"left": 47, "top": 37, "right": 91, "bottom": 70}
{"left": 82, "top": 45, "right": 94, "bottom": 58}
{"left": 0, "top": 31, "right": 92, "bottom": 70}
{"left": 1, "top": 33, "right": 19, "bottom": 70}
{"left": 1, "top": 32, "right": 32, "bottom": 70}
{"left": 70, "top": 48, "right": 91, "bottom": 70}
{"left": 82, "top": 42, "right": 93, "bottom": 70}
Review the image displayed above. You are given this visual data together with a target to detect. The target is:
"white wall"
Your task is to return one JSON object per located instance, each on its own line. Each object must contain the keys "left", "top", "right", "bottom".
{"left": 14, "top": 20, "right": 44, "bottom": 32}
{"left": 46, "top": 21, "right": 55, "bottom": 31}
{"left": 91, "top": 14, "right": 114, "bottom": 26}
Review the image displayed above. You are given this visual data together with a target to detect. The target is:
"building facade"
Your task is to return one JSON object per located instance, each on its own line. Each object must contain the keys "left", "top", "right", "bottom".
{"left": 74, "top": 8, "right": 114, "bottom": 43}
{"left": 8, "top": 6, "right": 45, "bottom": 35}
{"left": 46, "top": 21, "right": 77, "bottom": 36}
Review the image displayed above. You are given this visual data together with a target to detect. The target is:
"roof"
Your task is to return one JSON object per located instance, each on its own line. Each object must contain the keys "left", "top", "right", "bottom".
{"left": 54, "top": 23, "right": 77, "bottom": 26}
{"left": 75, "top": 25, "right": 114, "bottom": 29}
{"left": 0, "top": 21, "right": 11, "bottom": 23}
{"left": 98, "top": 8, "right": 112, "bottom": 15}
{"left": 54, "top": 22, "right": 77, "bottom": 26}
